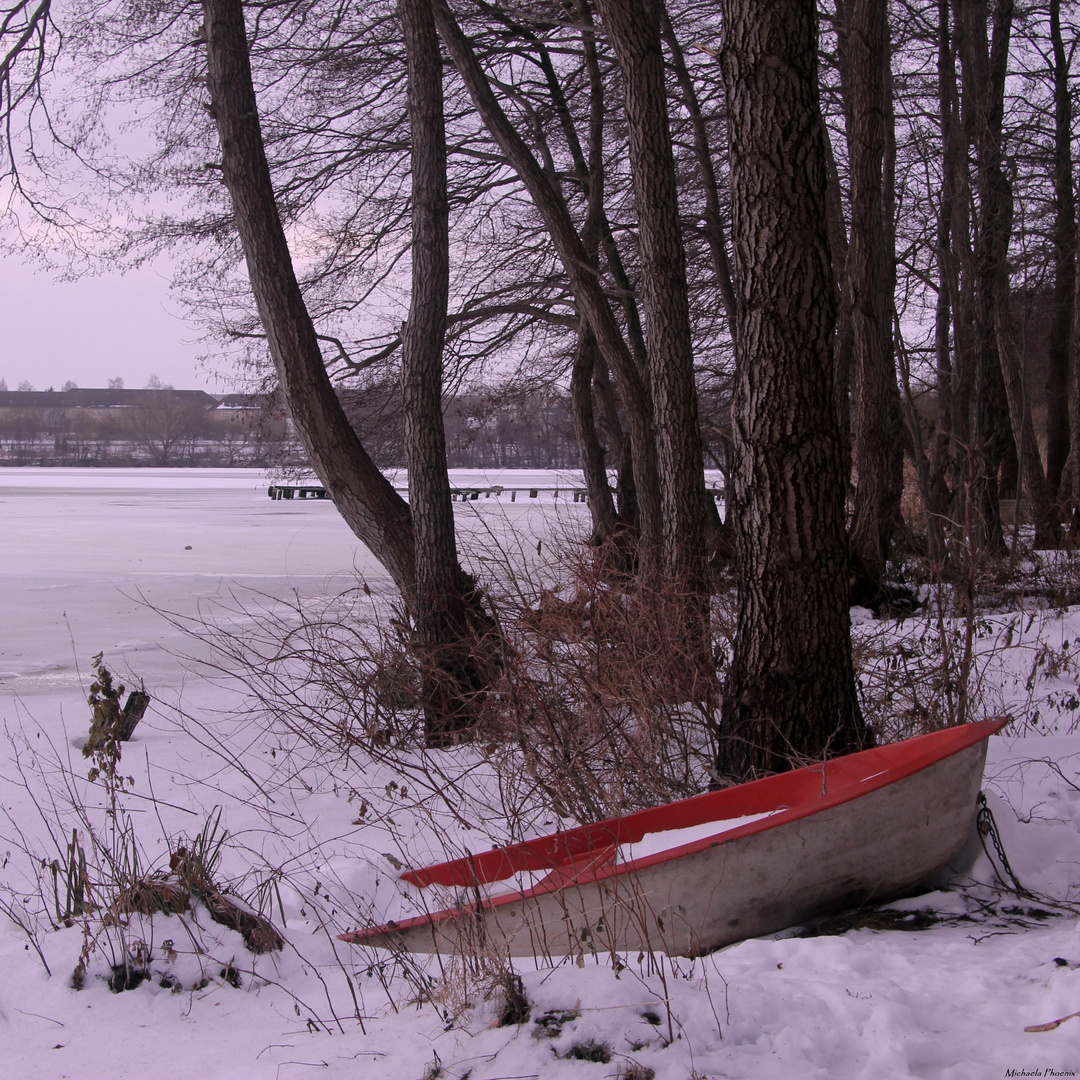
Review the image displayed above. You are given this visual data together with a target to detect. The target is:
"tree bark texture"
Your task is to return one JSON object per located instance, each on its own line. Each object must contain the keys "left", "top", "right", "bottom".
{"left": 926, "top": 0, "right": 961, "bottom": 564}
{"left": 569, "top": 324, "right": 622, "bottom": 545}
{"left": 431, "top": 0, "right": 664, "bottom": 568}
{"left": 658, "top": 4, "right": 738, "bottom": 343}
{"left": 202, "top": 0, "right": 418, "bottom": 605}
{"left": 594, "top": 0, "right": 709, "bottom": 602}
{"left": 400, "top": 0, "right": 497, "bottom": 743}
{"left": 839, "top": 0, "right": 904, "bottom": 590}
{"left": 1048, "top": 0, "right": 1075, "bottom": 504}
{"left": 575, "top": 0, "right": 643, "bottom": 529}
{"left": 718, "top": 0, "right": 867, "bottom": 779}
{"left": 957, "top": 0, "right": 1058, "bottom": 547}
{"left": 1071, "top": 218, "right": 1080, "bottom": 520}
{"left": 823, "top": 126, "right": 854, "bottom": 475}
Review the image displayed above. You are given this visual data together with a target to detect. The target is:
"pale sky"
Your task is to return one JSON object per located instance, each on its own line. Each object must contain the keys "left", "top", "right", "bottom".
{"left": 0, "top": 256, "right": 236, "bottom": 393}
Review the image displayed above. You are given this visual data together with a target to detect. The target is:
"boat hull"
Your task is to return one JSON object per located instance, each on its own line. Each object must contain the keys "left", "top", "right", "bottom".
{"left": 343, "top": 721, "right": 1003, "bottom": 957}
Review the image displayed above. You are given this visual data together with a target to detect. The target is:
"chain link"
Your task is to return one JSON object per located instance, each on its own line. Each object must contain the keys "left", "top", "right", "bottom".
{"left": 975, "top": 791, "right": 1037, "bottom": 898}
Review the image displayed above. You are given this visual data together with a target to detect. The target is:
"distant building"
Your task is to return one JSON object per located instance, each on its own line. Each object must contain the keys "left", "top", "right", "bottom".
{"left": 209, "top": 393, "right": 291, "bottom": 438}
{"left": 0, "top": 387, "right": 292, "bottom": 466}
{"left": 0, "top": 387, "right": 220, "bottom": 421}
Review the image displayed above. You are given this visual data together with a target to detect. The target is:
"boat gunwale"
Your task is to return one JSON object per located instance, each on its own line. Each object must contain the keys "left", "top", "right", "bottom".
{"left": 341, "top": 718, "right": 1008, "bottom": 944}
{"left": 404, "top": 718, "right": 1007, "bottom": 888}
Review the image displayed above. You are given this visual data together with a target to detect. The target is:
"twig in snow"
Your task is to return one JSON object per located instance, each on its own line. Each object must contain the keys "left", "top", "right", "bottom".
{"left": 1025, "top": 1008, "right": 1080, "bottom": 1033}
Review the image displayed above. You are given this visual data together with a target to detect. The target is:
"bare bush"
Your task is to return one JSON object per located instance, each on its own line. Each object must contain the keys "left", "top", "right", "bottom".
{"left": 0, "top": 669, "right": 286, "bottom": 999}
{"left": 158, "top": 531, "right": 731, "bottom": 831}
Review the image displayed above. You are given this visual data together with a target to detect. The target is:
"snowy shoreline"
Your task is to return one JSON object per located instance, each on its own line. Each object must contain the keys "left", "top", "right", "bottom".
{"left": 1, "top": 468, "right": 1079, "bottom": 1079}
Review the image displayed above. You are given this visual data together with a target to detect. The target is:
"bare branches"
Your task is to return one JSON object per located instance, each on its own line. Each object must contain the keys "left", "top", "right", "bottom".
{"left": 0, "top": 0, "right": 55, "bottom": 200}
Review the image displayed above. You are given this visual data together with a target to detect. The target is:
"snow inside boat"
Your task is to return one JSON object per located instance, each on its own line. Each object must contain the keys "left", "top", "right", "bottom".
{"left": 340, "top": 718, "right": 1008, "bottom": 958}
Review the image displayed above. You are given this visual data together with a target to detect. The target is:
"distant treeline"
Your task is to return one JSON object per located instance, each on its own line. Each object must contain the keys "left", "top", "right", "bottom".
{"left": 0, "top": 388, "right": 289, "bottom": 467}
{"left": 0, "top": 384, "right": 597, "bottom": 470}
{"left": 339, "top": 381, "right": 585, "bottom": 471}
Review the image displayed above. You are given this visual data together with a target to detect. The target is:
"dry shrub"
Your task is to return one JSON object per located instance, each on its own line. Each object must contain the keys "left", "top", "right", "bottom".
{"left": 167, "top": 537, "right": 730, "bottom": 825}
{"left": 155, "top": 583, "right": 429, "bottom": 753}
{"left": 111, "top": 876, "right": 190, "bottom": 918}
{"left": 385, "top": 911, "right": 529, "bottom": 1030}
{"left": 421, "top": 947, "right": 527, "bottom": 1027}
{"left": 96, "top": 808, "right": 284, "bottom": 954}
{"left": 853, "top": 534, "right": 1080, "bottom": 743}
{"left": 475, "top": 543, "right": 728, "bottom": 821}
{"left": 141, "top": 530, "right": 735, "bottom": 1005}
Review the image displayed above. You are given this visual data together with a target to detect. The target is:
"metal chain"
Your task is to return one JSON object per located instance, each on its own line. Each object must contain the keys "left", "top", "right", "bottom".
{"left": 975, "top": 791, "right": 1037, "bottom": 899}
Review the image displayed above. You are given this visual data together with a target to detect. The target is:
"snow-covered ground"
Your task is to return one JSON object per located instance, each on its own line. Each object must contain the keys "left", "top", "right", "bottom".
{"left": 2, "top": 467, "right": 1080, "bottom": 1080}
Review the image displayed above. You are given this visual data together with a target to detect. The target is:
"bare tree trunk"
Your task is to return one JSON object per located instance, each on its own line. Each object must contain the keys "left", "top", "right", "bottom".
{"left": 575, "top": 0, "right": 643, "bottom": 531}
{"left": 926, "top": 0, "right": 961, "bottom": 565}
{"left": 431, "top": 0, "right": 663, "bottom": 569}
{"left": 569, "top": 324, "right": 622, "bottom": 545}
{"left": 202, "top": 0, "right": 417, "bottom": 604}
{"left": 950, "top": 0, "right": 999, "bottom": 553}
{"left": 494, "top": 0, "right": 633, "bottom": 541}
{"left": 571, "top": 0, "right": 653, "bottom": 393}
{"left": 592, "top": 353, "right": 637, "bottom": 525}
{"left": 896, "top": 314, "right": 946, "bottom": 562}
{"left": 572, "top": 17, "right": 628, "bottom": 550}
{"left": 718, "top": 0, "right": 868, "bottom": 780}
{"left": 656, "top": 2, "right": 736, "bottom": 567}
{"left": 524, "top": 0, "right": 644, "bottom": 540}
{"left": 994, "top": 226, "right": 1059, "bottom": 546}
{"left": 958, "top": 0, "right": 1058, "bottom": 548}
{"left": 594, "top": 0, "right": 709, "bottom": 609}
{"left": 952, "top": 166, "right": 992, "bottom": 551}
{"left": 1048, "top": 0, "right": 1075, "bottom": 504}
{"left": 400, "top": 0, "right": 498, "bottom": 745}
{"left": 658, "top": 4, "right": 738, "bottom": 343}
{"left": 1070, "top": 223, "right": 1080, "bottom": 523}
{"left": 519, "top": 0, "right": 651, "bottom": 388}
{"left": 839, "top": 0, "right": 904, "bottom": 592}
{"left": 824, "top": 126, "right": 854, "bottom": 480}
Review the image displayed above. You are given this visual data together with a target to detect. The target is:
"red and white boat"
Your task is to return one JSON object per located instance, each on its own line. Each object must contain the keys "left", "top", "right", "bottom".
{"left": 340, "top": 718, "right": 1007, "bottom": 957}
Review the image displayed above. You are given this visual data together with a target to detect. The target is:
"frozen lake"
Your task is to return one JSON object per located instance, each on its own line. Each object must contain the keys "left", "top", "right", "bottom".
{"left": 0, "top": 466, "right": 606, "bottom": 705}
{"left": 1, "top": 467, "right": 367, "bottom": 705}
